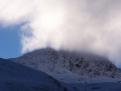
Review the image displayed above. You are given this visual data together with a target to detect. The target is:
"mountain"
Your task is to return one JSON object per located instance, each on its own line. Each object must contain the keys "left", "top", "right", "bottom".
{"left": 0, "top": 58, "right": 67, "bottom": 91}
{"left": 13, "top": 48, "right": 121, "bottom": 83}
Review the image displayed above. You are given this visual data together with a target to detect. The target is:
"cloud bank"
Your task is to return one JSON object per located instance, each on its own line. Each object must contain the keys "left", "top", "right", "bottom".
{"left": 0, "top": 0, "right": 121, "bottom": 66}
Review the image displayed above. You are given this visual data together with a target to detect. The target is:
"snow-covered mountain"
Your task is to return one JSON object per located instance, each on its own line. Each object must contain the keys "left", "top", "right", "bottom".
{"left": 13, "top": 48, "right": 121, "bottom": 83}
{"left": 0, "top": 58, "right": 67, "bottom": 91}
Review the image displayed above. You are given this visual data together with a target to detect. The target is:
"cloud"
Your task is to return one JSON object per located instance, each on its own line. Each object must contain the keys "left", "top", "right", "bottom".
{"left": 0, "top": 0, "right": 121, "bottom": 66}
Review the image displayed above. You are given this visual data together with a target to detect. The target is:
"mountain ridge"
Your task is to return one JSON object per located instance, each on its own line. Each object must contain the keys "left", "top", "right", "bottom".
{"left": 0, "top": 58, "right": 67, "bottom": 91}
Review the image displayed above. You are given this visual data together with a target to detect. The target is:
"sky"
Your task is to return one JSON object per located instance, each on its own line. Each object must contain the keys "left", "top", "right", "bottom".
{"left": 0, "top": 0, "right": 121, "bottom": 66}
{"left": 0, "top": 24, "right": 22, "bottom": 58}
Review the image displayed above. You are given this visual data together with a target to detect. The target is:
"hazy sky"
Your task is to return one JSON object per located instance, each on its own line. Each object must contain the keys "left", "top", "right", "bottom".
{"left": 0, "top": 0, "right": 121, "bottom": 66}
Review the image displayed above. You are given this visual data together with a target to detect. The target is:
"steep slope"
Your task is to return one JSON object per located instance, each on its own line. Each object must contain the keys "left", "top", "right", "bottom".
{"left": 0, "top": 58, "right": 67, "bottom": 91}
{"left": 13, "top": 48, "right": 121, "bottom": 83}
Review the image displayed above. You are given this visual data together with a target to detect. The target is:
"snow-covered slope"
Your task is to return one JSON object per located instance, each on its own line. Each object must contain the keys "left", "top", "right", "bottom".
{"left": 13, "top": 48, "right": 121, "bottom": 83}
{"left": 0, "top": 58, "right": 67, "bottom": 91}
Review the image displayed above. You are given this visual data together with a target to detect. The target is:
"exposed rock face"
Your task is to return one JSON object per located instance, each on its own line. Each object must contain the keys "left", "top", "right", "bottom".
{"left": 13, "top": 48, "right": 121, "bottom": 82}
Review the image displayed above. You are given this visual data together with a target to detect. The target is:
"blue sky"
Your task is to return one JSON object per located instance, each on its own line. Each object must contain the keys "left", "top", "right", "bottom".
{"left": 0, "top": 24, "right": 22, "bottom": 58}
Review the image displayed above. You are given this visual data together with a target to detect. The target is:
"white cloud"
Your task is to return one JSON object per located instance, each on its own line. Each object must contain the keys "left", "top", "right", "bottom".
{"left": 0, "top": 0, "right": 121, "bottom": 66}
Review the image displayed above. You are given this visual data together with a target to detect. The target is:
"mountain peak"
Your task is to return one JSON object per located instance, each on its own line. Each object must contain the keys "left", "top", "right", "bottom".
{"left": 13, "top": 48, "right": 121, "bottom": 83}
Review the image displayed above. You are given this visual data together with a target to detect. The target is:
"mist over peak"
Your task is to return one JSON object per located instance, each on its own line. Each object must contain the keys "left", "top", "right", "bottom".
{"left": 0, "top": 0, "right": 121, "bottom": 66}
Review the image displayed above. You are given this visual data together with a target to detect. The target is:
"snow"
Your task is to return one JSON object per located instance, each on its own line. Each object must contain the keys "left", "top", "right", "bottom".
{"left": 10, "top": 48, "right": 121, "bottom": 91}
{"left": 13, "top": 48, "right": 121, "bottom": 84}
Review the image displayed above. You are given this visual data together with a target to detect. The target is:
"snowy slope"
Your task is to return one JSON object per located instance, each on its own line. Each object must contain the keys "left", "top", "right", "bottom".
{"left": 13, "top": 48, "right": 121, "bottom": 83}
{"left": 0, "top": 58, "right": 67, "bottom": 91}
